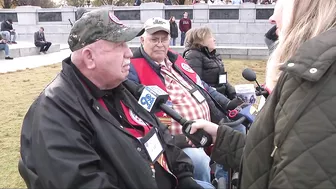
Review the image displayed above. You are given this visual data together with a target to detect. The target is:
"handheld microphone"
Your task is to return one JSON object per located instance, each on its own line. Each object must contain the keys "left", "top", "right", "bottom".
{"left": 122, "top": 80, "right": 213, "bottom": 147}
{"left": 242, "top": 68, "right": 269, "bottom": 99}
{"left": 138, "top": 86, "right": 169, "bottom": 114}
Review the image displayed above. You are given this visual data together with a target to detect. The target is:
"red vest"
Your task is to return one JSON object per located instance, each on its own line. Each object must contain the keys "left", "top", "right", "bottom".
{"left": 97, "top": 98, "right": 176, "bottom": 180}
{"left": 131, "top": 53, "right": 204, "bottom": 125}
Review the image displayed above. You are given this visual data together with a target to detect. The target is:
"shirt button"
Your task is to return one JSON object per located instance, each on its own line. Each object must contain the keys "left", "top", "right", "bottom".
{"left": 288, "top": 63, "right": 295, "bottom": 67}
{"left": 137, "top": 147, "right": 142, "bottom": 152}
{"left": 310, "top": 68, "right": 317, "bottom": 74}
{"left": 120, "top": 125, "right": 123, "bottom": 128}
{"left": 96, "top": 106, "right": 100, "bottom": 110}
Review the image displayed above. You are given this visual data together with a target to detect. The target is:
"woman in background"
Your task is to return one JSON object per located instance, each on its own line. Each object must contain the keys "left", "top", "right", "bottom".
{"left": 169, "top": 16, "right": 178, "bottom": 46}
{"left": 183, "top": 27, "right": 236, "bottom": 100}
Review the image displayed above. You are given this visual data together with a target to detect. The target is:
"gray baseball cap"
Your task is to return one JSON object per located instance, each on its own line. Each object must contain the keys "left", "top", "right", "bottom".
{"left": 143, "top": 17, "right": 170, "bottom": 34}
{"left": 68, "top": 9, "right": 144, "bottom": 52}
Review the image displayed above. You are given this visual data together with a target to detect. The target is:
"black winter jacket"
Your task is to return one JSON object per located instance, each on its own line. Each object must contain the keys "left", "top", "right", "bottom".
{"left": 170, "top": 21, "right": 178, "bottom": 38}
{"left": 183, "top": 46, "right": 236, "bottom": 99}
{"left": 1, "top": 21, "right": 13, "bottom": 32}
{"left": 19, "top": 57, "right": 196, "bottom": 189}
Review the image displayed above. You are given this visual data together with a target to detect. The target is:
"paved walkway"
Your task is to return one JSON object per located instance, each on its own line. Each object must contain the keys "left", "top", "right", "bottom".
{"left": 0, "top": 44, "right": 70, "bottom": 73}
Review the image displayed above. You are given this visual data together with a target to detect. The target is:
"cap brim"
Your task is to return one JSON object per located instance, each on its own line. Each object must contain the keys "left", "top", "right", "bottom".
{"left": 146, "top": 27, "right": 170, "bottom": 35}
{"left": 107, "top": 27, "right": 144, "bottom": 43}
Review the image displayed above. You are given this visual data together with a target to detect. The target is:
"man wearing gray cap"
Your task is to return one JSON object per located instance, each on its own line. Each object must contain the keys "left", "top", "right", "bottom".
{"left": 128, "top": 17, "right": 248, "bottom": 186}
{"left": 19, "top": 9, "right": 206, "bottom": 189}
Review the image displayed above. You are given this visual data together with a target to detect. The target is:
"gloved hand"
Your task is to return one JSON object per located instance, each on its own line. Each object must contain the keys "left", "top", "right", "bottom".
{"left": 174, "top": 134, "right": 193, "bottom": 149}
{"left": 226, "top": 97, "right": 245, "bottom": 110}
{"left": 178, "top": 177, "right": 204, "bottom": 189}
{"left": 265, "top": 25, "right": 278, "bottom": 42}
{"left": 227, "top": 103, "right": 255, "bottom": 128}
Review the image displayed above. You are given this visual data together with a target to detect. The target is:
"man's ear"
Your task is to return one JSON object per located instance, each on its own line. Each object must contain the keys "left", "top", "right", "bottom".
{"left": 140, "top": 36, "right": 145, "bottom": 45}
{"left": 82, "top": 48, "right": 96, "bottom": 70}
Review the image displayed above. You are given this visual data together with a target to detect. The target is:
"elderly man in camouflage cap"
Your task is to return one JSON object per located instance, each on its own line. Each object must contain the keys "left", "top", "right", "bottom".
{"left": 19, "top": 9, "right": 206, "bottom": 189}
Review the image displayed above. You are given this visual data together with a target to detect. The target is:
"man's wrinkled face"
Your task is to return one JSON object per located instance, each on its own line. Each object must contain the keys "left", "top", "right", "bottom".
{"left": 84, "top": 40, "right": 133, "bottom": 89}
{"left": 141, "top": 31, "right": 170, "bottom": 63}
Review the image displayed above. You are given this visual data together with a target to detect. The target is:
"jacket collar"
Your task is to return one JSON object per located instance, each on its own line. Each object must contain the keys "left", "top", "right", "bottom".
{"left": 61, "top": 57, "right": 95, "bottom": 103}
{"left": 183, "top": 46, "right": 217, "bottom": 59}
{"left": 138, "top": 46, "right": 179, "bottom": 70}
{"left": 280, "top": 27, "right": 336, "bottom": 82}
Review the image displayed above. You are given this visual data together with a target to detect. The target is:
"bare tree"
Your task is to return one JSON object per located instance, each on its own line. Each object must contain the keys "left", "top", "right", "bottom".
{"left": 66, "top": 0, "right": 88, "bottom": 7}
{"left": 1, "top": 0, "right": 56, "bottom": 8}
{"left": 92, "top": 0, "right": 171, "bottom": 6}
{"left": 0, "top": 0, "right": 14, "bottom": 8}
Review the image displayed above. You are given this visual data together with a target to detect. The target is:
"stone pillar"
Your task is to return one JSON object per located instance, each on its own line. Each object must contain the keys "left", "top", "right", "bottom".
{"left": 239, "top": 2, "right": 256, "bottom": 22}
{"left": 193, "top": 4, "right": 209, "bottom": 22}
{"left": 61, "top": 6, "right": 76, "bottom": 24}
{"left": 15, "top": 6, "right": 40, "bottom": 25}
{"left": 140, "top": 2, "right": 164, "bottom": 23}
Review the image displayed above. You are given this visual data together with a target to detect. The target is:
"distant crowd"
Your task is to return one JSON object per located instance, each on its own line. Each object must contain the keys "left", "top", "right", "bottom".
{"left": 0, "top": 19, "right": 52, "bottom": 60}
{"left": 134, "top": 0, "right": 276, "bottom": 6}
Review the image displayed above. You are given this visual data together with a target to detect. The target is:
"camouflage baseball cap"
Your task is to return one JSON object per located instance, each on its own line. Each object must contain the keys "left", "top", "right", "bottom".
{"left": 68, "top": 9, "right": 144, "bottom": 52}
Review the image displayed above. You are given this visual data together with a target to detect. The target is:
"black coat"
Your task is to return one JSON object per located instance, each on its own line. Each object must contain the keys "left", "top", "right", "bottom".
{"left": 183, "top": 46, "right": 236, "bottom": 99}
{"left": 1, "top": 21, "right": 13, "bottom": 32}
{"left": 34, "top": 31, "right": 46, "bottom": 46}
{"left": 20, "top": 57, "right": 195, "bottom": 189}
{"left": 170, "top": 21, "right": 178, "bottom": 38}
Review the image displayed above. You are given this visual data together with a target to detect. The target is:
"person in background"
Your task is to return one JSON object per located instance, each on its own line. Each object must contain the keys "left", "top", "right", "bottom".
{"left": 183, "top": 26, "right": 245, "bottom": 187}
{"left": 134, "top": 0, "right": 141, "bottom": 6}
{"left": 128, "top": 17, "right": 249, "bottom": 186}
{"left": 183, "top": 27, "right": 236, "bottom": 100}
{"left": 190, "top": 0, "right": 336, "bottom": 188}
{"left": 76, "top": 7, "right": 89, "bottom": 20}
{"left": 179, "top": 12, "right": 191, "bottom": 46}
{"left": 0, "top": 19, "right": 17, "bottom": 44}
{"left": 0, "top": 34, "right": 13, "bottom": 60}
{"left": 232, "top": 0, "right": 243, "bottom": 4}
{"left": 34, "top": 27, "right": 52, "bottom": 54}
{"left": 169, "top": 16, "right": 178, "bottom": 46}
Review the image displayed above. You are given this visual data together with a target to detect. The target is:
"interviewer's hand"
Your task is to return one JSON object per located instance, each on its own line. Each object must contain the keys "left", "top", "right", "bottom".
{"left": 189, "top": 119, "right": 219, "bottom": 145}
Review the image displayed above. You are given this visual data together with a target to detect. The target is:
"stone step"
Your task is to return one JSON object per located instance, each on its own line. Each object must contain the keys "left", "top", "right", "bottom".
{"left": 129, "top": 45, "right": 269, "bottom": 60}
{"left": 0, "top": 42, "right": 60, "bottom": 59}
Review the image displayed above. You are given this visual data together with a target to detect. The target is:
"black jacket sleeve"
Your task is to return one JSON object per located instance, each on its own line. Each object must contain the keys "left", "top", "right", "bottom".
{"left": 1, "top": 22, "right": 12, "bottom": 31}
{"left": 34, "top": 32, "right": 38, "bottom": 44}
{"left": 184, "top": 51, "right": 203, "bottom": 78}
{"left": 21, "top": 94, "right": 120, "bottom": 189}
{"left": 156, "top": 120, "right": 194, "bottom": 180}
{"left": 211, "top": 123, "right": 245, "bottom": 170}
{"left": 220, "top": 82, "right": 236, "bottom": 100}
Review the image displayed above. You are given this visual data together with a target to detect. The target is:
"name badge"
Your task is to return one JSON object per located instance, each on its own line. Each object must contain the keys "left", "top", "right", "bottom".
{"left": 140, "top": 128, "right": 164, "bottom": 163}
{"left": 190, "top": 88, "right": 205, "bottom": 103}
{"left": 219, "top": 73, "right": 227, "bottom": 84}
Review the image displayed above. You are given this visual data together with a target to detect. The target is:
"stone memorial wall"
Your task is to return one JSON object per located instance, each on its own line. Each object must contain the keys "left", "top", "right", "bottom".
{"left": 0, "top": 3, "right": 274, "bottom": 47}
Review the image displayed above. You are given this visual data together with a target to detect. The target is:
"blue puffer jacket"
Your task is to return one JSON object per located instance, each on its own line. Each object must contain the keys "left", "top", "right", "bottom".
{"left": 128, "top": 46, "right": 232, "bottom": 124}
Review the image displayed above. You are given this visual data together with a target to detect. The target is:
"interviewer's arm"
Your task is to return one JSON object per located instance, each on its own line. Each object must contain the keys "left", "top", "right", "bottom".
{"left": 211, "top": 124, "right": 245, "bottom": 170}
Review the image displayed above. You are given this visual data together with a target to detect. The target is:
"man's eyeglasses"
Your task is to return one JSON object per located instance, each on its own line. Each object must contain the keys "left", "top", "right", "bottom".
{"left": 149, "top": 37, "right": 170, "bottom": 44}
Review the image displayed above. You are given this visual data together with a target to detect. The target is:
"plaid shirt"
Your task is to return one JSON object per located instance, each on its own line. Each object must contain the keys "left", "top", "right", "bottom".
{"left": 159, "top": 58, "right": 211, "bottom": 135}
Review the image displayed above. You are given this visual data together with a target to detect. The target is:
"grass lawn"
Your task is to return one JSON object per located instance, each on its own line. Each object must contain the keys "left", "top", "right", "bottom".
{"left": 0, "top": 59, "right": 266, "bottom": 188}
